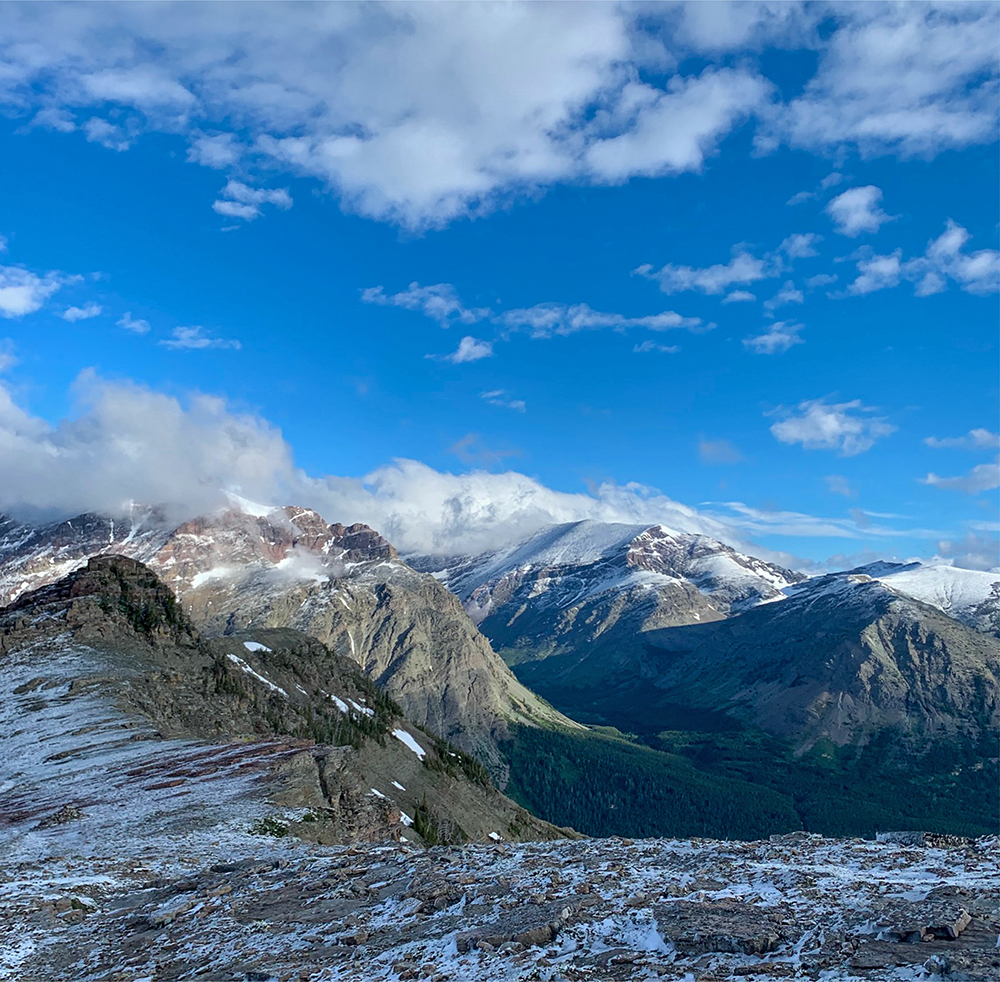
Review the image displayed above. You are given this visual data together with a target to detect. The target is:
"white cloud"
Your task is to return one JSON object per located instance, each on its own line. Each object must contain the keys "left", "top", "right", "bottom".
{"left": 845, "top": 250, "right": 903, "bottom": 295}
{"left": 83, "top": 117, "right": 131, "bottom": 152}
{"left": 0, "top": 369, "right": 983, "bottom": 566}
{"left": 439, "top": 336, "right": 493, "bottom": 364}
{"left": 61, "top": 302, "right": 102, "bottom": 322}
{"left": 635, "top": 250, "right": 772, "bottom": 295}
{"left": 212, "top": 180, "right": 292, "bottom": 222}
{"left": 498, "top": 302, "right": 706, "bottom": 338}
{"left": 698, "top": 438, "right": 741, "bottom": 465}
{"left": 0, "top": 5, "right": 991, "bottom": 227}
{"left": 804, "top": 273, "right": 836, "bottom": 288}
{"left": 116, "top": 312, "right": 150, "bottom": 334}
{"left": 771, "top": 3, "right": 1000, "bottom": 157}
{"left": 722, "top": 290, "right": 756, "bottom": 303}
{"left": 0, "top": 264, "right": 65, "bottom": 317}
{"left": 770, "top": 398, "right": 896, "bottom": 455}
{"left": 362, "top": 283, "right": 490, "bottom": 327}
{"left": 188, "top": 133, "right": 241, "bottom": 168}
{"left": 925, "top": 428, "right": 1000, "bottom": 451}
{"left": 825, "top": 186, "right": 893, "bottom": 237}
{"left": 160, "top": 326, "right": 241, "bottom": 351}
{"left": 480, "top": 390, "right": 525, "bottom": 413}
{"left": 633, "top": 340, "right": 680, "bottom": 354}
{"left": 763, "top": 280, "right": 804, "bottom": 313}
{"left": 921, "top": 460, "right": 1000, "bottom": 495}
{"left": 584, "top": 68, "right": 771, "bottom": 181}
{"left": 779, "top": 233, "right": 822, "bottom": 258}
{"left": 743, "top": 320, "right": 804, "bottom": 355}
{"left": 845, "top": 221, "right": 999, "bottom": 297}
{"left": 935, "top": 532, "right": 1000, "bottom": 571}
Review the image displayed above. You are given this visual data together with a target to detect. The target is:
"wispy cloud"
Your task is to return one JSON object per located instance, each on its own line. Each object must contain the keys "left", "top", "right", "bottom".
{"left": 160, "top": 326, "right": 241, "bottom": 351}
{"left": 920, "top": 460, "right": 1000, "bottom": 494}
{"left": 824, "top": 474, "right": 856, "bottom": 498}
{"left": 212, "top": 181, "right": 292, "bottom": 222}
{"left": 61, "top": 302, "right": 102, "bottom": 322}
{"left": 633, "top": 340, "right": 680, "bottom": 354}
{"left": 925, "top": 428, "right": 1000, "bottom": 451}
{"left": 779, "top": 233, "right": 822, "bottom": 258}
{"left": 117, "top": 312, "right": 151, "bottom": 334}
{"left": 635, "top": 251, "right": 772, "bottom": 296}
{"left": 498, "top": 302, "right": 707, "bottom": 338}
{"left": 763, "top": 280, "right": 804, "bottom": 313}
{"left": 362, "top": 283, "right": 491, "bottom": 327}
{"left": 698, "top": 438, "right": 742, "bottom": 465}
{"left": 721, "top": 290, "right": 756, "bottom": 303}
{"left": 480, "top": 390, "right": 526, "bottom": 412}
{"left": 743, "top": 320, "right": 804, "bottom": 354}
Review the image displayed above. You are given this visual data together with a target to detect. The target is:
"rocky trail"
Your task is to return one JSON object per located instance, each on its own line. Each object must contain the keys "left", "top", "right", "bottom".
{"left": 3, "top": 830, "right": 997, "bottom": 981}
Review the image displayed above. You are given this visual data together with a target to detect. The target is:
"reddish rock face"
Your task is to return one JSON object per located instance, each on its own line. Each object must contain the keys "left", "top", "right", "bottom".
{"left": 0, "top": 506, "right": 397, "bottom": 603}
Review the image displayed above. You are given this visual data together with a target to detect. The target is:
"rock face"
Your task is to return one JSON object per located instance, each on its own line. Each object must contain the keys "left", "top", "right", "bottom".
{"left": 0, "top": 556, "right": 562, "bottom": 852}
{"left": 410, "top": 520, "right": 804, "bottom": 664}
{"left": 512, "top": 571, "right": 1000, "bottom": 754}
{"left": 0, "top": 507, "right": 576, "bottom": 782}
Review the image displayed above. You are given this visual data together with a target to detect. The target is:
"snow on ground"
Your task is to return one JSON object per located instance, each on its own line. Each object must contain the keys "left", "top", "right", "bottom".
{"left": 392, "top": 728, "right": 427, "bottom": 759}
{"left": 225, "top": 653, "right": 287, "bottom": 695}
{"left": 875, "top": 564, "right": 998, "bottom": 627}
{"left": 242, "top": 640, "right": 271, "bottom": 653}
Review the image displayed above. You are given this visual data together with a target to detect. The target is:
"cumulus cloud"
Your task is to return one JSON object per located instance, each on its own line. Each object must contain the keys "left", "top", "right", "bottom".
{"left": 769, "top": 3, "right": 1000, "bottom": 157}
{"left": 925, "top": 428, "right": 1000, "bottom": 451}
{"left": 635, "top": 250, "right": 772, "bottom": 295}
{"left": 480, "top": 390, "right": 525, "bottom": 412}
{"left": 160, "top": 326, "right": 241, "bottom": 351}
{"left": 779, "top": 233, "right": 822, "bottom": 258}
{"left": 770, "top": 398, "right": 896, "bottom": 455}
{"left": 743, "top": 320, "right": 804, "bottom": 354}
{"left": 116, "top": 311, "right": 150, "bottom": 334}
{"left": 436, "top": 336, "right": 493, "bottom": 364}
{"left": 935, "top": 532, "right": 1000, "bottom": 572}
{"left": 0, "top": 4, "right": 995, "bottom": 227}
{"left": 921, "top": 461, "right": 1000, "bottom": 494}
{"left": 845, "top": 221, "right": 999, "bottom": 297}
{"left": 722, "top": 290, "right": 756, "bottom": 303}
{"left": 825, "top": 186, "right": 893, "bottom": 236}
{"left": 498, "top": 302, "right": 706, "bottom": 338}
{"left": 0, "top": 263, "right": 66, "bottom": 317}
{"left": 61, "top": 302, "right": 102, "bottom": 322}
{"left": 212, "top": 180, "right": 292, "bottom": 222}
{"left": 362, "top": 283, "right": 491, "bottom": 327}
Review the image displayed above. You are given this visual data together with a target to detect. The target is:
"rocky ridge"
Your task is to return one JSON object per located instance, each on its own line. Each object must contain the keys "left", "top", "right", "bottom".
{"left": 0, "top": 507, "right": 577, "bottom": 782}
{"left": 0, "top": 556, "right": 561, "bottom": 855}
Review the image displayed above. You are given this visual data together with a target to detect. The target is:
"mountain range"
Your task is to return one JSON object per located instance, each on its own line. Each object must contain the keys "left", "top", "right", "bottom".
{"left": 2, "top": 505, "right": 997, "bottom": 839}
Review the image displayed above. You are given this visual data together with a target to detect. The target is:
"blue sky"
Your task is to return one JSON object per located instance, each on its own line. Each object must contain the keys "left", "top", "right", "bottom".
{"left": 0, "top": 2, "right": 997, "bottom": 568}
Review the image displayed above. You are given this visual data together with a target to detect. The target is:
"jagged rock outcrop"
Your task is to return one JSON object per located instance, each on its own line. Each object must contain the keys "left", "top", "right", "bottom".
{"left": 0, "top": 507, "right": 577, "bottom": 783}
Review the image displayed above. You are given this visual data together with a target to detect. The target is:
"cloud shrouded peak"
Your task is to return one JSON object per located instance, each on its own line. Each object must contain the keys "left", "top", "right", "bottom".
{"left": 1, "top": 3, "right": 996, "bottom": 227}
{"left": 0, "top": 370, "right": 744, "bottom": 555}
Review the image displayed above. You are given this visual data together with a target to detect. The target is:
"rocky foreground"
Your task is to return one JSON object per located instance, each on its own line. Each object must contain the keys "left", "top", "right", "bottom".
{"left": 3, "top": 829, "right": 998, "bottom": 981}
